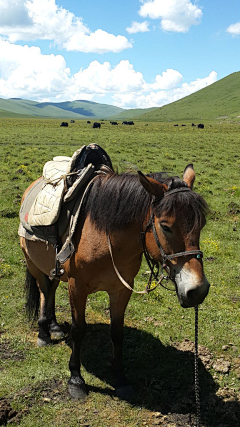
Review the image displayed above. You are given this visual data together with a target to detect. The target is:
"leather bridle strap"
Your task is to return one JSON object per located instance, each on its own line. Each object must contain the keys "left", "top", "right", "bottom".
{"left": 107, "top": 234, "right": 161, "bottom": 294}
{"left": 151, "top": 218, "right": 203, "bottom": 269}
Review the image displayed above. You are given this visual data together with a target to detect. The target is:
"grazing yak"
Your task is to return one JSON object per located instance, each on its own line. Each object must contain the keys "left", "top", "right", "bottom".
{"left": 60, "top": 122, "right": 68, "bottom": 127}
{"left": 122, "top": 121, "right": 134, "bottom": 125}
{"left": 93, "top": 122, "right": 101, "bottom": 129}
{"left": 198, "top": 124, "right": 204, "bottom": 129}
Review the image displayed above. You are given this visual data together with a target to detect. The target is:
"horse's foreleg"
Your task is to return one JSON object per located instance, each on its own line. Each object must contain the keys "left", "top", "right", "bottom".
{"left": 68, "top": 278, "right": 88, "bottom": 400}
{"left": 109, "top": 286, "right": 133, "bottom": 398}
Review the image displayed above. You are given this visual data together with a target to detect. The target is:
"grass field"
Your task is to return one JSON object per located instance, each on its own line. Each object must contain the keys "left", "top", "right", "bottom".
{"left": 0, "top": 119, "right": 239, "bottom": 426}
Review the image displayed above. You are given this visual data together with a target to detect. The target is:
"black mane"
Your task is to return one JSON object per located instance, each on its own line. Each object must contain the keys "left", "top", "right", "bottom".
{"left": 83, "top": 171, "right": 208, "bottom": 233}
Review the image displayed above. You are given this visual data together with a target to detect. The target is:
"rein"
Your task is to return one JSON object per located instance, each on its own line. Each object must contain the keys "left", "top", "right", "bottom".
{"left": 107, "top": 186, "right": 202, "bottom": 425}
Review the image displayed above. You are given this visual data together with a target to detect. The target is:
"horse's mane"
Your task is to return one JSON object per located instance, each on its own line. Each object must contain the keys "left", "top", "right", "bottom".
{"left": 83, "top": 171, "right": 208, "bottom": 233}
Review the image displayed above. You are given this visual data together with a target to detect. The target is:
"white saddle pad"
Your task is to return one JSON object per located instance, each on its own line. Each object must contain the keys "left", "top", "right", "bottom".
{"left": 28, "top": 158, "right": 70, "bottom": 226}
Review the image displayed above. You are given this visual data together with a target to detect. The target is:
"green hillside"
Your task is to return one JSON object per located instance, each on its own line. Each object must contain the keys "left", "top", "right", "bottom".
{"left": 0, "top": 98, "right": 124, "bottom": 119}
{"left": 0, "top": 71, "right": 240, "bottom": 121}
{"left": 138, "top": 71, "right": 240, "bottom": 122}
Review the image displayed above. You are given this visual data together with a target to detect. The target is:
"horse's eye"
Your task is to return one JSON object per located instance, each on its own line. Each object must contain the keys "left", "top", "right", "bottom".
{"left": 161, "top": 224, "right": 172, "bottom": 233}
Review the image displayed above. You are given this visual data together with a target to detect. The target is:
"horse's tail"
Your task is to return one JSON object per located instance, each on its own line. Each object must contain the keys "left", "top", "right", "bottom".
{"left": 25, "top": 268, "right": 40, "bottom": 321}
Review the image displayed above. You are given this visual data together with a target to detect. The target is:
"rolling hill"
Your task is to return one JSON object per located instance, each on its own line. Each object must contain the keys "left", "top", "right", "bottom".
{"left": 136, "top": 71, "right": 240, "bottom": 122}
{"left": 0, "top": 71, "right": 240, "bottom": 121}
{"left": 0, "top": 98, "right": 125, "bottom": 119}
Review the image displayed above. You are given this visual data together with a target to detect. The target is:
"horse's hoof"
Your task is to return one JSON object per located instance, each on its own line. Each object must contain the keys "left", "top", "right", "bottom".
{"left": 49, "top": 322, "right": 65, "bottom": 340}
{"left": 115, "top": 384, "right": 134, "bottom": 399}
{"left": 37, "top": 336, "right": 52, "bottom": 347}
{"left": 68, "top": 378, "right": 87, "bottom": 400}
{"left": 51, "top": 330, "right": 65, "bottom": 340}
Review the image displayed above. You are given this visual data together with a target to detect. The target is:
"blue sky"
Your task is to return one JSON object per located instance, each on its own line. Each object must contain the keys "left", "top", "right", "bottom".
{"left": 0, "top": 0, "right": 239, "bottom": 108}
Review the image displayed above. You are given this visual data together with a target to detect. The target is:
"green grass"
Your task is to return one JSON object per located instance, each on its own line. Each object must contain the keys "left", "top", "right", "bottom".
{"left": 0, "top": 119, "right": 239, "bottom": 426}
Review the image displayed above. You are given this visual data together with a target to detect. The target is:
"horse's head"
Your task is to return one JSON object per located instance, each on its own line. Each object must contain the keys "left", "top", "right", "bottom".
{"left": 139, "top": 165, "right": 210, "bottom": 308}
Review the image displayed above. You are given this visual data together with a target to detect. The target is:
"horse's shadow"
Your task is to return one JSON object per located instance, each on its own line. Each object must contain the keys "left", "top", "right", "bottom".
{"left": 62, "top": 322, "right": 239, "bottom": 427}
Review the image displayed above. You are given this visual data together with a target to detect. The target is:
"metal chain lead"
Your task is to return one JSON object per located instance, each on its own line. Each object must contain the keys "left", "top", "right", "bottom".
{"left": 194, "top": 305, "right": 201, "bottom": 427}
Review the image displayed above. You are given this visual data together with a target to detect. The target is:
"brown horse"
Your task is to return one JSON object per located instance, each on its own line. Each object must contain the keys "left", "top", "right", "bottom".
{"left": 20, "top": 164, "right": 210, "bottom": 399}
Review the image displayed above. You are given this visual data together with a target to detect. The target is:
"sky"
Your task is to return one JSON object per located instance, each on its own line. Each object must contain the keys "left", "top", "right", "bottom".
{"left": 0, "top": 0, "right": 240, "bottom": 109}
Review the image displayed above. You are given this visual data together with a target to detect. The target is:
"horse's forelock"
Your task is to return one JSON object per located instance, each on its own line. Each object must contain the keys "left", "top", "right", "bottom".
{"left": 154, "top": 188, "right": 209, "bottom": 234}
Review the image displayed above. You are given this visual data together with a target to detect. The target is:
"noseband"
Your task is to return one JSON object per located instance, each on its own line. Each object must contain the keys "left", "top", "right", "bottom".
{"left": 142, "top": 187, "right": 203, "bottom": 291}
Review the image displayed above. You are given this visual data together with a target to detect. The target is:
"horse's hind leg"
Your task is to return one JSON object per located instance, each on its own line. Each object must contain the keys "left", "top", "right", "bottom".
{"left": 42, "top": 275, "right": 65, "bottom": 340}
{"left": 109, "top": 286, "right": 133, "bottom": 398}
{"left": 25, "top": 261, "right": 63, "bottom": 346}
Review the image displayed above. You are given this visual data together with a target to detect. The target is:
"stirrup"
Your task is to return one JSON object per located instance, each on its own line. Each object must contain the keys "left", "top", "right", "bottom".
{"left": 50, "top": 246, "right": 65, "bottom": 279}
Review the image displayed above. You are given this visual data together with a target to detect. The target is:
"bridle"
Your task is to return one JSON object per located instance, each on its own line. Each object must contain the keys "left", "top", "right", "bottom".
{"left": 141, "top": 187, "right": 203, "bottom": 292}
{"left": 107, "top": 185, "right": 204, "bottom": 294}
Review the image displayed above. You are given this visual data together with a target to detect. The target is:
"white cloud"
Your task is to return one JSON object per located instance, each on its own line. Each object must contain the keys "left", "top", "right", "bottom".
{"left": 139, "top": 0, "right": 203, "bottom": 33}
{"left": 112, "top": 71, "right": 217, "bottom": 108}
{"left": 145, "top": 69, "right": 183, "bottom": 90}
{"left": 226, "top": 22, "right": 240, "bottom": 36}
{"left": 126, "top": 21, "right": 150, "bottom": 34}
{"left": 0, "top": 39, "right": 217, "bottom": 108}
{"left": 0, "top": 0, "right": 132, "bottom": 53}
{"left": 63, "top": 29, "right": 131, "bottom": 54}
{"left": 69, "top": 60, "right": 145, "bottom": 96}
{"left": 0, "top": 39, "right": 70, "bottom": 99}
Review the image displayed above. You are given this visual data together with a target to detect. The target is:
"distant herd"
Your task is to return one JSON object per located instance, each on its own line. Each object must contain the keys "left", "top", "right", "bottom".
{"left": 60, "top": 121, "right": 205, "bottom": 129}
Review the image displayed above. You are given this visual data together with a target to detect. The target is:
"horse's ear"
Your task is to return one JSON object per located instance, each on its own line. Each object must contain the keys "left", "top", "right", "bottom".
{"left": 138, "top": 171, "right": 168, "bottom": 197}
{"left": 183, "top": 164, "right": 195, "bottom": 189}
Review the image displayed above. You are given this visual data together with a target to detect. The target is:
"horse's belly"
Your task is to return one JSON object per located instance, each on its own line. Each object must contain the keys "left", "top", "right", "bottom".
{"left": 20, "top": 237, "right": 69, "bottom": 282}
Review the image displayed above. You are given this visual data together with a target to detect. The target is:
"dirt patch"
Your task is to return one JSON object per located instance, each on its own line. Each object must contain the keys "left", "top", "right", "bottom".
{"left": 213, "top": 358, "right": 231, "bottom": 374}
{"left": 13, "top": 379, "right": 69, "bottom": 406}
{"left": 0, "top": 340, "right": 26, "bottom": 363}
{"left": 150, "top": 411, "right": 196, "bottom": 426}
{"left": 166, "top": 340, "right": 240, "bottom": 426}
{"left": 0, "top": 398, "right": 22, "bottom": 425}
{"left": 173, "top": 339, "right": 213, "bottom": 369}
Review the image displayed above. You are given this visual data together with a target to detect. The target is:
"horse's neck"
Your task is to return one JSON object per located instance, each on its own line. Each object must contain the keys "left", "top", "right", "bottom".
{"left": 80, "top": 218, "right": 143, "bottom": 262}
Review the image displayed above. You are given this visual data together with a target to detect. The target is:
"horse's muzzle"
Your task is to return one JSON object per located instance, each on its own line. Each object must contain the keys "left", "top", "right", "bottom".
{"left": 174, "top": 269, "right": 210, "bottom": 308}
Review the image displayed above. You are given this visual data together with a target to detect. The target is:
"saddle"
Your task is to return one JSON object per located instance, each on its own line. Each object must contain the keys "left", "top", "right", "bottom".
{"left": 19, "top": 144, "right": 113, "bottom": 274}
